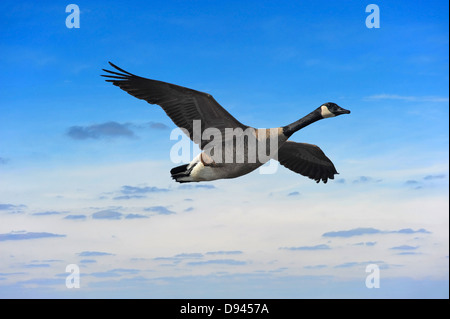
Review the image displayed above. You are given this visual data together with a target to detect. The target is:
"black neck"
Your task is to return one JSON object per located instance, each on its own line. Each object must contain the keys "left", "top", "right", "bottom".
{"left": 282, "top": 108, "right": 322, "bottom": 137}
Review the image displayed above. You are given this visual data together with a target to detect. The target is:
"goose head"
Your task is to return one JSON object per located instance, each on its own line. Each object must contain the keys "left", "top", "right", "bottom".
{"left": 320, "top": 102, "right": 351, "bottom": 118}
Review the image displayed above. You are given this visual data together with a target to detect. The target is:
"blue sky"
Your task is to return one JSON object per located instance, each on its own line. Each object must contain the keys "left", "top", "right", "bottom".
{"left": 0, "top": 0, "right": 448, "bottom": 298}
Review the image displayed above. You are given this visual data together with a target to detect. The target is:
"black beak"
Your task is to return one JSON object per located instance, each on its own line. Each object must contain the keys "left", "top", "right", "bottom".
{"left": 337, "top": 107, "right": 351, "bottom": 115}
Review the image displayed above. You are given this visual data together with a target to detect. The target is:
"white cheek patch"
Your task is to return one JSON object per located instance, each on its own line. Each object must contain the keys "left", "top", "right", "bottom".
{"left": 321, "top": 105, "right": 336, "bottom": 118}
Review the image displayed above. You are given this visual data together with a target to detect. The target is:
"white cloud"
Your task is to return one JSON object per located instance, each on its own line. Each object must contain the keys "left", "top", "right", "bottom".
{"left": 0, "top": 157, "right": 447, "bottom": 297}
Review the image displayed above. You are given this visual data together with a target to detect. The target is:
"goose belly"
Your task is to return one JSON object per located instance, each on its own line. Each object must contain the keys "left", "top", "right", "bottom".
{"left": 188, "top": 127, "right": 287, "bottom": 182}
{"left": 191, "top": 161, "right": 263, "bottom": 181}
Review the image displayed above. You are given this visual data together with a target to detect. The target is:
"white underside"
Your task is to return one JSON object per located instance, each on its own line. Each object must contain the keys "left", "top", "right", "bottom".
{"left": 176, "top": 154, "right": 219, "bottom": 182}
{"left": 189, "top": 154, "right": 217, "bottom": 181}
{"left": 177, "top": 127, "right": 288, "bottom": 182}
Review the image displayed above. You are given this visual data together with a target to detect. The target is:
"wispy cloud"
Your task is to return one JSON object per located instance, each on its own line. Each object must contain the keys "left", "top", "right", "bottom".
{"left": 78, "top": 251, "right": 114, "bottom": 257}
{"left": 174, "top": 253, "right": 203, "bottom": 258}
{"left": 89, "top": 268, "right": 140, "bottom": 278}
{"left": 352, "top": 176, "right": 382, "bottom": 184}
{"left": 404, "top": 174, "right": 446, "bottom": 190}
{"left": 323, "top": 228, "right": 380, "bottom": 238}
{"left": 353, "top": 241, "right": 377, "bottom": 246}
{"left": 152, "top": 252, "right": 245, "bottom": 268}
{"left": 304, "top": 265, "right": 327, "bottom": 269}
{"left": 67, "top": 121, "right": 136, "bottom": 140}
{"left": 31, "top": 211, "right": 63, "bottom": 216}
{"left": 141, "top": 122, "right": 170, "bottom": 130}
{"left": 280, "top": 244, "right": 331, "bottom": 251}
{"left": 365, "top": 94, "right": 449, "bottom": 103}
{"left": 40, "top": 259, "right": 63, "bottom": 263}
{"left": 125, "top": 213, "right": 148, "bottom": 219}
{"left": 0, "top": 231, "right": 65, "bottom": 241}
{"left": 66, "top": 121, "right": 170, "bottom": 140}
{"left": 206, "top": 251, "right": 243, "bottom": 255}
{"left": 334, "top": 262, "right": 360, "bottom": 269}
{"left": 395, "top": 228, "right": 431, "bottom": 235}
{"left": 390, "top": 245, "right": 419, "bottom": 250}
{"left": 322, "top": 227, "right": 431, "bottom": 238}
{"left": 126, "top": 121, "right": 170, "bottom": 131}
{"left": 153, "top": 253, "right": 204, "bottom": 265}
{"left": 92, "top": 209, "right": 122, "bottom": 220}
{"left": 0, "top": 204, "right": 27, "bottom": 212}
{"left": 16, "top": 278, "right": 63, "bottom": 287}
{"left": 64, "top": 214, "right": 87, "bottom": 220}
{"left": 423, "top": 174, "right": 446, "bottom": 180}
{"left": 186, "top": 259, "right": 246, "bottom": 266}
{"left": 89, "top": 271, "right": 121, "bottom": 278}
{"left": 153, "top": 256, "right": 182, "bottom": 263}
{"left": 178, "top": 184, "right": 216, "bottom": 190}
{"left": 121, "top": 185, "right": 170, "bottom": 194}
{"left": 24, "top": 263, "right": 51, "bottom": 268}
{"left": 0, "top": 272, "right": 27, "bottom": 277}
{"left": 112, "top": 185, "right": 170, "bottom": 200}
{"left": 113, "top": 195, "right": 146, "bottom": 200}
{"left": 287, "top": 191, "right": 300, "bottom": 196}
{"left": 334, "top": 261, "right": 387, "bottom": 269}
{"left": 144, "top": 206, "right": 175, "bottom": 215}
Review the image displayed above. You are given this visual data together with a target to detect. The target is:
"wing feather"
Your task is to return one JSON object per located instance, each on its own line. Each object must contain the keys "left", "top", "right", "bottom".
{"left": 277, "top": 141, "right": 338, "bottom": 183}
{"left": 102, "top": 62, "right": 247, "bottom": 149}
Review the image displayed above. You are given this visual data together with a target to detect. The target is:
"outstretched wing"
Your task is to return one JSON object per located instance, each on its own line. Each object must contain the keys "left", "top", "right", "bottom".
{"left": 277, "top": 141, "right": 338, "bottom": 183}
{"left": 101, "top": 62, "right": 247, "bottom": 149}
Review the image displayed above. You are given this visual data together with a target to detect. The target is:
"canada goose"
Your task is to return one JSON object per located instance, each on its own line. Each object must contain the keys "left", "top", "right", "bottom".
{"left": 102, "top": 62, "right": 350, "bottom": 183}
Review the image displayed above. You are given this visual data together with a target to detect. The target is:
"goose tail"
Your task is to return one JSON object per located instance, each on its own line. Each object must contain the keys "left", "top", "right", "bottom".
{"left": 170, "top": 164, "right": 195, "bottom": 183}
